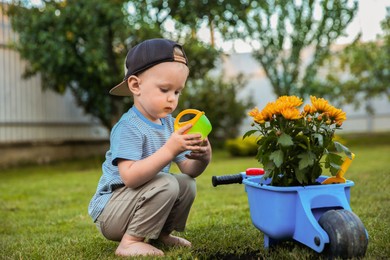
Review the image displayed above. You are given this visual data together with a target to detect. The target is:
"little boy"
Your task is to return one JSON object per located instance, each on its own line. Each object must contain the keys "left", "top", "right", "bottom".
{"left": 88, "top": 38, "right": 212, "bottom": 257}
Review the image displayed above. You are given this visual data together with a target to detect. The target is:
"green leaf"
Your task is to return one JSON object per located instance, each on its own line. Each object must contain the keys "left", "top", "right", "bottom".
{"left": 298, "top": 151, "right": 316, "bottom": 170}
{"left": 311, "top": 163, "right": 323, "bottom": 182}
{"left": 334, "top": 142, "right": 352, "bottom": 157}
{"left": 325, "top": 152, "right": 343, "bottom": 175}
{"left": 295, "top": 134, "right": 309, "bottom": 150}
{"left": 312, "top": 133, "right": 323, "bottom": 147}
{"left": 270, "top": 150, "right": 284, "bottom": 168}
{"left": 278, "top": 133, "right": 293, "bottom": 147}
{"left": 243, "top": 130, "right": 258, "bottom": 139}
{"left": 295, "top": 168, "right": 306, "bottom": 183}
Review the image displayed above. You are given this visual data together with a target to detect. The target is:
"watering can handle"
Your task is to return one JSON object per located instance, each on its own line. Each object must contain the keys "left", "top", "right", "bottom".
{"left": 337, "top": 153, "right": 355, "bottom": 179}
{"left": 174, "top": 109, "right": 203, "bottom": 131}
{"left": 322, "top": 153, "right": 355, "bottom": 184}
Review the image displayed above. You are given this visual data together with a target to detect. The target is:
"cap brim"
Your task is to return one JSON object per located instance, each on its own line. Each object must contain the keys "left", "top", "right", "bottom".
{"left": 109, "top": 80, "right": 131, "bottom": 96}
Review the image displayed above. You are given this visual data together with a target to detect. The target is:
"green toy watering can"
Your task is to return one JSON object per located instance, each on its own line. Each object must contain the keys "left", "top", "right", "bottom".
{"left": 174, "top": 109, "right": 212, "bottom": 139}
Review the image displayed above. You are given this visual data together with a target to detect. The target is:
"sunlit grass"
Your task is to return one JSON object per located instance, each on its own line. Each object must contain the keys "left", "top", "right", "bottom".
{"left": 1, "top": 134, "right": 389, "bottom": 259}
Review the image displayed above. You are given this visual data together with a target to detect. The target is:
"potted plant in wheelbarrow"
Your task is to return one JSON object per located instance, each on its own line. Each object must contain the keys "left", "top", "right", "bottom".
{"left": 212, "top": 95, "right": 368, "bottom": 259}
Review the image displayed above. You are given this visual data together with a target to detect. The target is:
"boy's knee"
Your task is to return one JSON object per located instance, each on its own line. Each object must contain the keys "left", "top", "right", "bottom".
{"left": 157, "top": 173, "right": 180, "bottom": 200}
{"left": 175, "top": 174, "right": 197, "bottom": 200}
{"left": 186, "top": 176, "right": 196, "bottom": 198}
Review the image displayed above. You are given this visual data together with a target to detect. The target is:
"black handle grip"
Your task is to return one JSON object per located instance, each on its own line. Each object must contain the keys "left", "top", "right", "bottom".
{"left": 212, "top": 174, "right": 243, "bottom": 187}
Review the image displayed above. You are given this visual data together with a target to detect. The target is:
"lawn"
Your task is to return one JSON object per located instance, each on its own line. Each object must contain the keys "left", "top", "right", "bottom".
{"left": 1, "top": 133, "right": 389, "bottom": 259}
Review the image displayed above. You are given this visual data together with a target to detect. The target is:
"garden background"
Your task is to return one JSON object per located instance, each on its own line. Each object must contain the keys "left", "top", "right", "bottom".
{"left": 1, "top": 0, "right": 390, "bottom": 259}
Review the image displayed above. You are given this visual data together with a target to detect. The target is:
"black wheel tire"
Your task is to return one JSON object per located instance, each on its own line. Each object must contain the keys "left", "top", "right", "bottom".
{"left": 319, "top": 209, "right": 368, "bottom": 259}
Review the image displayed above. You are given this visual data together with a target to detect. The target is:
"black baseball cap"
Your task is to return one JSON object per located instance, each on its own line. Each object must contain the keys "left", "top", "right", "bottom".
{"left": 109, "top": 38, "right": 188, "bottom": 96}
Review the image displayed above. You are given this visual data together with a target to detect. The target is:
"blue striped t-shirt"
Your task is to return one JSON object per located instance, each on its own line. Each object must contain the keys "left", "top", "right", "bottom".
{"left": 88, "top": 106, "right": 188, "bottom": 222}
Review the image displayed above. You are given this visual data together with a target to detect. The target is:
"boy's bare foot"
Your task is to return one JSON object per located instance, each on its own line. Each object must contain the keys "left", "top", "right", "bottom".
{"left": 115, "top": 234, "right": 164, "bottom": 257}
{"left": 158, "top": 233, "right": 192, "bottom": 247}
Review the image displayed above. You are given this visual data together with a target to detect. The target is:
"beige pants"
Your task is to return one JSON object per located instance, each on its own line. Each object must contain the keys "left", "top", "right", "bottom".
{"left": 96, "top": 173, "right": 196, "bottom": 241}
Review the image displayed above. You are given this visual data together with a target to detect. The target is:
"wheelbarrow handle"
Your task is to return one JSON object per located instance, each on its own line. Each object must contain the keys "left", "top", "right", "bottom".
{"left": 212, "top": 174, "right": 243, "bottom": 187}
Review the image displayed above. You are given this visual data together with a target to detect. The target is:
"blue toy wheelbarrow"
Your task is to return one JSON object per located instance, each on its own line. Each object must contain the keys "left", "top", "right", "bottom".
{"left": 212, "top": 168, "right": 369, "bottom": 259}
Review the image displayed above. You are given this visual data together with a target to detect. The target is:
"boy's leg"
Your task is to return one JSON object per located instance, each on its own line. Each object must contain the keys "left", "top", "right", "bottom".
{"left": 96, "top": 173, "right": 180, "bottom": 256}
{"left": 158, "top": 173, "right": 196, "bottom": 246}
{"left": 163, "top": 173, "right": 196, "bottom": 232}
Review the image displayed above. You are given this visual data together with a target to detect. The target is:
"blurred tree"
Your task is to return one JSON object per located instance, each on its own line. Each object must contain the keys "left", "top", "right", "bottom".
{"left": 179, "top": 74, "right": 254, "bottom": 146}
{"left": 310, "top": 7, "right": 390, "bottom": 113}
{"left": 139, "top": 0, "right": 256, "bottom": 46}
{"left": 238, "top": 0, "right": 358, "bottom": 97}
{"left": 133, "top": 0, "right": 256, "bottom": 143}
{"left": 6, "top": 0, "right": 136, "bottom": 128}
{"left": 5, "top": 0, "right": 252, "bottom": 143}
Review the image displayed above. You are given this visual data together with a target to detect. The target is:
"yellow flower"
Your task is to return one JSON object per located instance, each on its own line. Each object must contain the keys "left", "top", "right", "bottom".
{"left": 327, "top": 107, "right": 347, "bottom": 123}
{"left": 248, "top": 107, "right": 260, "bottom": 118}
{"left": 303, "top": 104, "right": 316, "bottom": 114}
{"left": 277, "top": 95, "right": 303, "bottom": 108}
{"left": 261, "top": 102, "right": 277, "bottom": 120}
{"left": 249, "top": 95, "right": 346, "bottom": 127}
{"left": 255, "top": 113, "right": 266, "bottom": 124}
{"left": 310, "top": 96, "right": 331, "bottom": 113}
{"left": 248, "top": 107, "right": 266, "bottom": 124}
{"left": 281, "top": 107, "right": 302, "bottom": 120}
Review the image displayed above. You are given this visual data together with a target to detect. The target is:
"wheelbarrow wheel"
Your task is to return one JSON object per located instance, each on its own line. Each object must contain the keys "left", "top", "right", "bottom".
{"left": 319, "top": 209, "right": 368, "bottom": 259}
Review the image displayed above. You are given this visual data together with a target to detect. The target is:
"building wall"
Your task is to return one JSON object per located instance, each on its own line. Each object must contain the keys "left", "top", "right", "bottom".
{"left": 222, "top": 52, "right": 390, "bottom": 135}
{"left": 0, "top": 5, "right": 109, "bottom": 145}
{"left": 1, "top": 4, "right": 109, "bottom": 167}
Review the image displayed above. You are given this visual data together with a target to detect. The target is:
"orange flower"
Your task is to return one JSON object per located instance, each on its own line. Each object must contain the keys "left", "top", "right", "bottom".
{"left": 281, "top": 107, "right": 302, "bottom": 120}
{"left": 277, "top": 95, "right": 303, "bottom": 108}
{"left": 303, "top": 104, "right": 316, "bottom": 114}
{"left": 254, "top": 113, "right": 266, "bottom": 124}
{"left": 327, "top": 107, "right": 347, "bottom": 123}
{"left": 261, "top": 102, "right": 277, "bottom": 120}
{"left": 248, "top": 107, "right": 260, "bottom": 118}
{"left": 249, "top": 95, "right": 346, "bottom": 125}
{"left": 248, "top": 107, "right": 266, "bottom": 124}
{"left": 310, "top": 96, "right": 331, "bottom": 113}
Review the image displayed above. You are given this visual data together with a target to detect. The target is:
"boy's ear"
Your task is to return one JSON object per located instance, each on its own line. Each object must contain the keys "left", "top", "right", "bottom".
{"left": 127, "top": 76, "right": 141, "bottom": 96}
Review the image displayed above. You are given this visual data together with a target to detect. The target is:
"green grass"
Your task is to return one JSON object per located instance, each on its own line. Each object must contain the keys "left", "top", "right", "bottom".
{"left": 1, "top": 133, "right": 389, "bottom": 259}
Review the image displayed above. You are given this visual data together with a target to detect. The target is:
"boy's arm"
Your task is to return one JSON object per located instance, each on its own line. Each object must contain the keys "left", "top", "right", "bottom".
{"left": 178, "top": 138, "right": 212, "bottom": 178}
{"left": 117, "top": 124, "right": 204, "bottom": 188}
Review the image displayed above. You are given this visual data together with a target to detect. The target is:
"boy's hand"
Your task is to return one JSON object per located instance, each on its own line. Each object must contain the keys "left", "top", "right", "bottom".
{"left": 185, "top": 138, "right": 211, "bottom": 162}
{"left": 174, "top": 125, "right": 212, "bottom": 177}
{"left": 165, "top": 124, "right": 204, "bottom": 156}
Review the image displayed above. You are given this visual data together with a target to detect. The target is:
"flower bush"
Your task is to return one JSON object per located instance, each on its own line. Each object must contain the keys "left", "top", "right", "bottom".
{"left": 244, "top": 95, "right": 352, "bottom": 186}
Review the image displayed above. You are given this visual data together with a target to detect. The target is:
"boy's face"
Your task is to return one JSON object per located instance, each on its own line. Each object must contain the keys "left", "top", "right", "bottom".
{"left": 132, "top": 62, "right": 189, "bottom": 123}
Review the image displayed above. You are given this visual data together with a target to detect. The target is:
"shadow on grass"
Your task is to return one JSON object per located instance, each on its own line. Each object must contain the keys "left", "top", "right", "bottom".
{"left": 178, "top": 223, "right": 323, "bottom": 260}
